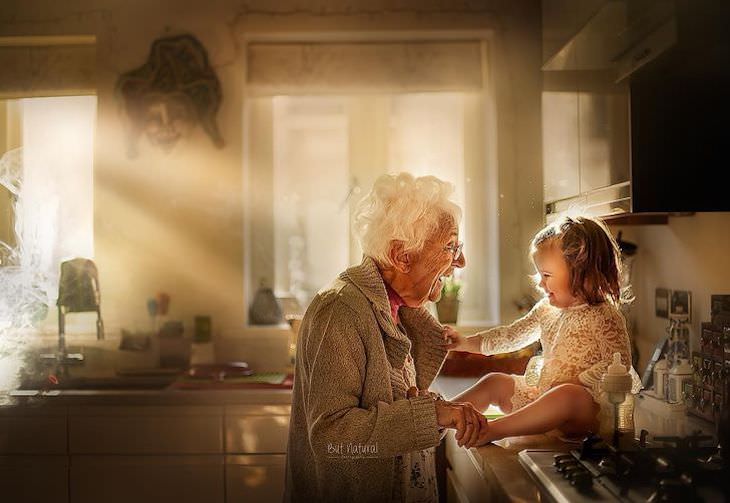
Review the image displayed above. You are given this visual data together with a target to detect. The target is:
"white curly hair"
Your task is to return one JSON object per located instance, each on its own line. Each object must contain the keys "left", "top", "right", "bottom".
{"left": 353, "top": 172, "right": 462, "bottom": 266}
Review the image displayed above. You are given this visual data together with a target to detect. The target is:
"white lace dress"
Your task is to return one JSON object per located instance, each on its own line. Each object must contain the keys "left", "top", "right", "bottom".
{"left": 477, "top": 298, "right": 642, "bottom": 436}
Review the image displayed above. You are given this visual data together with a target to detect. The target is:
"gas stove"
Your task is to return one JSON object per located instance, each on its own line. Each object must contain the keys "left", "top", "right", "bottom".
{"left": 518, "top": 431, "right": 729, "bottom": 502}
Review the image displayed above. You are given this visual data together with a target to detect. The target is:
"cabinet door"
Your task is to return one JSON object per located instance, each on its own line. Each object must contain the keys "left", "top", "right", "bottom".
{"left": 444, "top": 432, "right": 495, "bottom": 503}
{"left": 70, "top": 455, "right": 224, "bottom": 503}
{"left": 579, "top": 91, "right": 630, "bottom": 193}
{"left": 542, "top": 91, "right": 580, "bottom": 203}
{"left": 68, "top": 405, "right": 223, "bottom": 454}
{"left": 226, "top": 454, "right": 285, "bottom": 503}
{"left": 0, "top": 407, "right": 67, "bottom": 454}
{"left": 0, "top": 455, "right": 69, "bottom": 503}
{"left": 225, "top": 405, "right": 290, "bottom": 454}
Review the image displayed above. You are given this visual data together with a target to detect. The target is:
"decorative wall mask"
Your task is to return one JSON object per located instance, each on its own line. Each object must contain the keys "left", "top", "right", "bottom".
{"left": 116, "top": 34, "right": 224, "bottom": 157}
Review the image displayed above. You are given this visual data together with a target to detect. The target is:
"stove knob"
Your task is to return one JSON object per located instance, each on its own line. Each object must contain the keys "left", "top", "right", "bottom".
{"left": 597, "top": 457, "right": 617, "bottom": 475}
{"left": 556, "top": 460, "right": 579, "bottom": 473}
{"left": 553, "top": 454, "right": 573, "bottom": 467}
{"left": 555, "top": 458, "right": 576, "bottom": 469}
{"left": 562, "top": 465, "right": 585, "bottom": 479}
{"left": 569, "top": 472, "right": 593, "bottom": 490}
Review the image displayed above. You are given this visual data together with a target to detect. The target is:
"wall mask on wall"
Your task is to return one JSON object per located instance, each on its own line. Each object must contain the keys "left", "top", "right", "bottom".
{"left": 116, "top": 34, "right": 224, "bottom": 157}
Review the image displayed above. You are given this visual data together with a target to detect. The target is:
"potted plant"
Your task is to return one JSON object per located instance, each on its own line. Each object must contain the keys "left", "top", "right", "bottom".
{"left": 436, "top": 276, "right": 462, "bottom": 324}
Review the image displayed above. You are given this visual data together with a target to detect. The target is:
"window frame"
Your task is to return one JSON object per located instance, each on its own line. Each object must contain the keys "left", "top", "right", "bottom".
{"left": 241, "top": 30, "right": 500, "bottom": 331}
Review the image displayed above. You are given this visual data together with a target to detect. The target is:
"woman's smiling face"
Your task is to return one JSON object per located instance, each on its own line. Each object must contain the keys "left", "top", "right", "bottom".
{"left": 533, "top": 243, "right": 580, "bottom": 308}
{"left": 402, "top": 218, "right": 466, "bottom": 307}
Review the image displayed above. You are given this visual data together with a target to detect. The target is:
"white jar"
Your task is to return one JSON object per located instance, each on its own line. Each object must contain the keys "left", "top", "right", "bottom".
{"left": 654, "top": 357, "right": 669, "bottom": 400}
{"left": 667, "top": 358, "right": 692, "bottom": 404}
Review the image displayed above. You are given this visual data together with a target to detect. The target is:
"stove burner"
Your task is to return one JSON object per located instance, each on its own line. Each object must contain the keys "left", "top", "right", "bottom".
{"left": 519, "top": 431, "right": 728, "bottom": 503}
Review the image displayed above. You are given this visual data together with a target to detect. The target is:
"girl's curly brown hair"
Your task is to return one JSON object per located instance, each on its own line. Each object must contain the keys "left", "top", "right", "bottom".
{"left": 530, "top": 215, "right": 623, "bottom": 306}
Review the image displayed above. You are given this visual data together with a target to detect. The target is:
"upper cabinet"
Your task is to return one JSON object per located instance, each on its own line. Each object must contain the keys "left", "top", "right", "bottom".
{"left": 541, "top": 0, "right": 730, "bottom": 220}
{"left": 542, "top": 73, "right": 630, "bottom": 217}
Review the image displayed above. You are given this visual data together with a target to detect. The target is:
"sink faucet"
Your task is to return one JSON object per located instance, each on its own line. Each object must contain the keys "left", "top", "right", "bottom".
{"left": 41, "top": 258, "right": 104, "bottom": 364}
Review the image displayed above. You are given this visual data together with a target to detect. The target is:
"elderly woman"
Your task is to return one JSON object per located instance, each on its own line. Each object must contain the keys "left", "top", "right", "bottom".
{"left": 284, "top": 173, "right": 487, "bottom": 503}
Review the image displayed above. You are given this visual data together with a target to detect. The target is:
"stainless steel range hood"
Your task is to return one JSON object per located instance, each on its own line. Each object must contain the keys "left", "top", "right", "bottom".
{"left": 543, "top": 0, "right": 676, "bottom": 82}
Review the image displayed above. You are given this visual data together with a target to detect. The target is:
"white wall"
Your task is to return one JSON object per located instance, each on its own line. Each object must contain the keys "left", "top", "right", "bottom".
{"left": 0, "top": 0, "right": 543, "bottom": 342}
{"left": 611, "top": 212, "right": 730, "bottom": 373}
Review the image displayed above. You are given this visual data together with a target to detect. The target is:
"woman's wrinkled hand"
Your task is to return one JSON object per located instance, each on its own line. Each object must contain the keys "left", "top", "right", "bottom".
{"left": 442, "top": 326, "right": 481, "bottom": 353}
{"left": 434, "top": 399, "right": 489, "bottom": 449}
{"left": 407, "top": 387, "right": 488, "bottom": 448}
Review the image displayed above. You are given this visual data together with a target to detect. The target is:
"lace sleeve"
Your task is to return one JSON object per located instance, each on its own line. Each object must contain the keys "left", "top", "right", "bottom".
{"left": 477, "top": 298, "right": 549, "bottom": 356}
{"left": 577, "top": 307, "right": 642, "bottom": 398}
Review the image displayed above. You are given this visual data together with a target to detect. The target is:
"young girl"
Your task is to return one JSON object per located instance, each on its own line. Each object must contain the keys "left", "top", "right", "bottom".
{"left": 446, "top": 215, "right": 641, "bottom": 444}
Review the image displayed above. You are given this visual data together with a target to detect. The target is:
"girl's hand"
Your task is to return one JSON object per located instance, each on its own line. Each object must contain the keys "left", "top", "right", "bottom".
{"left": 443, "top": 326, "right": 481, "bottom": 353}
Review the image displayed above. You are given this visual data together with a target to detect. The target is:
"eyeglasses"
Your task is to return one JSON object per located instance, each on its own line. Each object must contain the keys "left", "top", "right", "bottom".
{"left": 444, "top": 241, "right": 464, "bottom": 261}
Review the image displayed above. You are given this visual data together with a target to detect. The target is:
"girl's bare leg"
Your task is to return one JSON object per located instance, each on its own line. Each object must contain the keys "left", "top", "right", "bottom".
{"left": 478, "top": 383, "right": 599, "bottom": 444}
{"left": 452, "top": 372, "right": 516, "bottom": 414}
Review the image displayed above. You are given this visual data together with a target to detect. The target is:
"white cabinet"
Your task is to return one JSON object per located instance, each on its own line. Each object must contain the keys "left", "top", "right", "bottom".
{"left": 70, "top": 455, "right": 224, "bottom": 503}
{"left": 224, "top": 404, "right": 290, "bottom": 503}
{"left": 226, "top": 454, "right": 286, "bottom": 503}
{"left": 68, "top": 405, "right": 223, "bottom": 454}
{"left": 542, "top": 86, "right": 629, "bottom": 205}
{"left": 444, "top": 431, "right": 494, "bottom": 503}
{"left": 0, "top": 455, "right": 69, "bottom": 503}
{"left": 225, "top": 404, "right": 290, "bottom": 453}
{"left": 0, "top": 407, "right": 68, "bottom": 503}
{"left": 0, "top": 399, "right": 292, "bottom": 503}
{"left": 578, "top": 91, "right": 630, "bottom": 194}
{"left": 67, "top": 405, "right": 225, "bottom": 503}
{"left": 0, "top": 407, "right": 67, "bottom": 454}
{"left": 542, "top": 91, "right": 581, "bottom": 203}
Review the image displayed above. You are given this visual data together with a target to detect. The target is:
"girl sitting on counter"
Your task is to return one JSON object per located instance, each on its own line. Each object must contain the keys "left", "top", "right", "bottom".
{"left": 446, "top": 215, "right": 641, "bottom": 444}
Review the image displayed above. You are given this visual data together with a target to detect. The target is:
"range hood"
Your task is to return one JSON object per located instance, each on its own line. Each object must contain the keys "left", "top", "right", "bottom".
{"left": 543, "top": 0, "right": 676, "bottom": 82}
{"left": 542, "top": 0, "right": 730, "bottom": 220}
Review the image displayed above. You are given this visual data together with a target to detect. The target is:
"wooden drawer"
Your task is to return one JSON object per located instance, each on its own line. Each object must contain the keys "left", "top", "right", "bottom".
{"left": 225, "top": 405, "right": 290, "bottom": 454}
{"left": 68, "top": 405, "right": 223, "bottom": 454}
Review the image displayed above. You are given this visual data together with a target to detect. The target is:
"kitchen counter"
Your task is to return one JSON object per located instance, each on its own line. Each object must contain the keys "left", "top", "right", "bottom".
{"left": 438, "top": 376, "right": 718, "bottom": 503}
{"left": 477, "top": 434, "right": 569, "bottom": 501}
{"left": 446, "top": 429, "right": 569, "bottom": 503}
{"left": 435, "top": 376, "right": 566, "bottom": 502}
{"left": 0, "top": 387, "right": 293, "bottom": 409}
{"left": 0, "top": 380, "right": 294, "bottom": 503}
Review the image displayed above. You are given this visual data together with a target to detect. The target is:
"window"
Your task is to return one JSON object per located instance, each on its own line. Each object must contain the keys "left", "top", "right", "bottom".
{"left": 244, "top": 92, "right": 498, "bottom": 326}
{"left": 0, "top": 95, "right": 96, "bottom": 330}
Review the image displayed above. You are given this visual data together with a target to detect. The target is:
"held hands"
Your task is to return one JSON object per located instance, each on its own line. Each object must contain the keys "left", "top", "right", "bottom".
{"left": 442, "top": 326, "right": 481, "bottom": 353}
{"left": 408, "top": 386, "right": 488, "bottom": 449}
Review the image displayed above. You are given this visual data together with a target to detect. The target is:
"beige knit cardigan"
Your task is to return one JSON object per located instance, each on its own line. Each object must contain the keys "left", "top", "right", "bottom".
{"left": 283, "top": 257, "right": 448, "bottom": 502}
